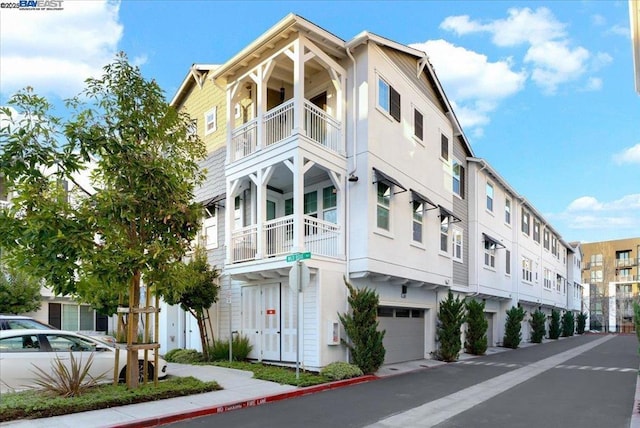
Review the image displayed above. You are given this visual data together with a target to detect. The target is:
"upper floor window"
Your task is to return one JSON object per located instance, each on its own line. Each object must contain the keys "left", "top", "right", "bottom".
{"left": 414, "top": 108, "right": 423, "bottom": 141}
{"left": 441, "top": 134, "right": 449, "bottom": 161}
{"left": 486, "top": 182, "right": 494, "bottom": 212}
{"left": 590, "top": 254, "right": 603, "bottom": 267}
{"left": 412, "top": 200, "right": 424, "bottom": 243}
{"left": 304, "top": 191, "right": 318, "bottom": 217}
{"left": 505, "top": 249, "right": 511, "bottom": 275}
{"left": 440, "top": 215, "right": 449, "bottom": 253}
{"left": 323, "top": 186, "right": 337, "bottom": 224}
{"left": 453, "top": 161, "right": 464, "bottom": 198}
{"left": 202, "top": 208, "right": 218, "bottom": 249}
{"left": 377, "top": 182, "right": 391, "bottom": 230}
{"left": 543, "top": 268, "right": 552, "bottom": 289}
{"left": 452, "top": 228, "right": 463, "bottom": 261}
{"left": 522, "top": 257, "right": 532, "bottom": 282}
{"left": 551, "top": 236, "right": 558, "bottom": 257}
{"left": 543, "top": 230, "right": 550, "bottom": 250}
{"left": 521, "top": 210, "right": 530, "bottom": 235}
{"left": 533, "top": 221, "right": 540, "bottom": 243}
{"left": 484, "top": 240, "right": 496, "bottom": 268}
{"left": 204, "top": 107, "right": 217, "bottom": 135}
{"left": 504, "top": 198, "right": 511, "bottom": 224}
{"left": 378, "top": 77, "right": 400, "bottom": 122}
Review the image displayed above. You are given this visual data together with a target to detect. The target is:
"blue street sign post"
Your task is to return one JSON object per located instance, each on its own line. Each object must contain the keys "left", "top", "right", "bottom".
{"left": 287, "top": 252, "right": 310, "bottom": 380}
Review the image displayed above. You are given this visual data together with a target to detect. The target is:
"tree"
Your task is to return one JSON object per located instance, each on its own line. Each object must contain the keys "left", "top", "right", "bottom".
{"left": 162, "top": 247, "right": 219, "bottom": 361}
{"left": 549, "top": 309, "right": 561, "bottom": 339}
{"left": 561, "top": 311, "right": 575, "bottom": 337}
{"left": 0, "top": 53, "right": 206, "bottom": 388}
{"left": 465, "top": 299, "right": 488, "bottom": 355}
{"left": 503, "top": 306, "right": 526, "bottom": 349}
{"left": 435, "top": 290, "right": 465, "bottom": 362}
{"left": 576, "top": 312, "right": 587, "bottom": 334}
{"left": 529, "top": 310, "right": 547, "bottom": 343}
{"left": 338, "top": 277, "right": 385, "bottom": 374}
{"left": 0, "top": 264, "right": 42, "bottom": 314}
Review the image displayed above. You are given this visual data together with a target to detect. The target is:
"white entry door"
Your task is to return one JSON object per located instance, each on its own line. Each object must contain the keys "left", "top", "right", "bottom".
{"left": 261, "top": 283, "right": 281, "bottom": 361}
{"left": 241, "top": 286, "right": 261, "bottom": 359}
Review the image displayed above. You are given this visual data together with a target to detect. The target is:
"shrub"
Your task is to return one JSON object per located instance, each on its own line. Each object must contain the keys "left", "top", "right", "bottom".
{"left": 503, "top": 306, "right": 526, "bottom": 349}
{"left": 320, "top": 361, "right": 363, "bottom": 380}
{"left": 529, "top": 310, "right": 547, "bottom": 343}
{"left": 465, "top": 299, "right": 488, "bottom": 355}
{"left": 576, "top": 312, "right": 587, "bottom": 334}
{"left": 208, "top": 335, "right": 253, "bottom": 361}
{"left": 561, "top": 311, "right": 575, "bottom": 337}
{"left": 31, "top": 352, "right": 106, "bottom": 398}
{"left": 163, "top": 349, "right": 203, "bottom": 364}
{"left": 338, "top": 277, "right": 385, "bottom": 374}
{"left": 549, "top": 309, "right": 561, "bottom": 339}
{"left": 435, "top": 290, "right": 465, "bottom": 362}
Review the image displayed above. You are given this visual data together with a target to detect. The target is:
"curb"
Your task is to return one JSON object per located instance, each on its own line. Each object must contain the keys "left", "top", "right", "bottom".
{"left": 110, "top": 375, "right": 378, "bottom": 428}
{"left": 631, "top": 364, "right": 640, "bottom": 428}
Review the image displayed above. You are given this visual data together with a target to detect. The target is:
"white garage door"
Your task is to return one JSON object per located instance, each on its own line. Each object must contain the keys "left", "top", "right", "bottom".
{"left": 377, "top": 307, "right": 425, "bottom": 364}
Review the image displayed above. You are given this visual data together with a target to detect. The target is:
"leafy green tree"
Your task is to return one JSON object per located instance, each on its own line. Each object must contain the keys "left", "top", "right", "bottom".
{"left": 549, "top": 309, "right": 561, "bottom": 339}
{"left": 338, "top": 277, "right": 385, "bottom": 374}
{"left": 162, "top": 247, "right": 219, "bottom": 361}
{"left": 529, "top": 310, "right": 547, "bottom": 343}
{"left": 561, "top": 311, "right": 575, "bottom": 337}
{"left": 436, "top": 290, "right": 465, "bottom": 362}
{"left": 503, "top": 306, "right": 526, "bottom": 349}
{"left": 0, "top": 53, "right": 205, "bottom": 388}
{"left": 576, "top": 312, "right": 587, "bottom": 335}
{"left": 465, "top": 299, "right": 488, "bottom": 355}
{"left": 0, "top": 264, "right": 42, "bottom": 314}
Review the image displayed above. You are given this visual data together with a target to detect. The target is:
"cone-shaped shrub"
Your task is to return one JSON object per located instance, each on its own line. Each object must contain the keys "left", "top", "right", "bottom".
{"left": 503, "top": 306, "right": 526, "bottom": 349}
{"left": 338, "top": 277, "right": 385, "bottom": 374}
{"left": 529, "top": 310, "right": 547, "bottom": 343}
{"left": 561, "top": 311, "right": 575, "bottom": 337}
{"left": 435, "top": 290, "right": 465, "bottom": 362}
{"left": 465, "top": 299, "right": 488, "bottom": 355}
{"left": 549, "top": 309, "right": 561, "bottom": 339}
{"left": 576, "top": 312, "right": 587, "bottom": 334}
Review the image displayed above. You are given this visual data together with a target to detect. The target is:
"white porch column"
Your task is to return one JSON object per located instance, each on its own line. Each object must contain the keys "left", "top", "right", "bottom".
{"left": 292, "top": 38, "right": 305, "bottom": 134}
{"left": 252, "top": 171, "right": 264, "bottom": 259}
{"left": 225, "top": 180, "right": 234, "bottom": 264}
{"left": 292, "top": 152, "right": 304, "bottom": 252}
{"left": 255, "top": 67, "right": 265, "bottom": 151}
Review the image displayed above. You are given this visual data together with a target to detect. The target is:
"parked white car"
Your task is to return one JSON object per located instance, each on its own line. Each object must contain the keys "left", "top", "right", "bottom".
{"left": 0, "top": 329, "right": 167, "bottom": 392}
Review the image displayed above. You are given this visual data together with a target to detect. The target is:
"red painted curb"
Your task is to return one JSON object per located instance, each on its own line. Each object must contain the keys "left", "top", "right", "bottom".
{"left": 110, "top": 375, "right": 378, "bottom": 428}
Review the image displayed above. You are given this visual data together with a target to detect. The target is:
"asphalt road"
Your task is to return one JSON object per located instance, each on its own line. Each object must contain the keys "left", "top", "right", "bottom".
{"left": 165, "top": 334, "right": 639, "bottom": 428}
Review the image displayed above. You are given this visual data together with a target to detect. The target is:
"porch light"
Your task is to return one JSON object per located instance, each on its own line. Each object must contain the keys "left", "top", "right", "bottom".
{"left": 280, "top": 86, "right": 285, "bottom": 101}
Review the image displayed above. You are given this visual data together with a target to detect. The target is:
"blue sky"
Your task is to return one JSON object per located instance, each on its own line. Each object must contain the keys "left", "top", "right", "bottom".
{"left": 1, "top": 0, "right": 638, "bottom": 244}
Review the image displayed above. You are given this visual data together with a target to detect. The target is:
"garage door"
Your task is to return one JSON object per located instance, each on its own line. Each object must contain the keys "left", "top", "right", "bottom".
{"left": 377, "top": 307, "right": 425, "bottom": 364}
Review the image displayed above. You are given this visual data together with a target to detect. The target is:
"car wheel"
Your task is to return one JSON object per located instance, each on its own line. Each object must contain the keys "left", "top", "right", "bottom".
{"left": 118, "top": 362, "right": 154, "bottom": 383}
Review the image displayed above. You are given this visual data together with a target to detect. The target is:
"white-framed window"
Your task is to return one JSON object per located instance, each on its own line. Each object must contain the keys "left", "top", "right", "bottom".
{"left": 377, "top": 77, "right": 400, "bottom": 122}
{"left": 234, "top": 196, "right": 242, "bottom": 229}
{"left": 551, "top": 236, "right": 558, "bottom": 257}
{"left": 412, "top": 200, "right": 424, "bottom": 243}
{"left": 556, "top": 274, "right": 562, "bottom": 293}
{"left": 322, "top": 186, "right": 337, "bottom": 223}
{"left": 544, "top": 268, "right": 552, "bottom": 289}
{"left": 590, "top": 270, "right": 603, "bottom": 283}
{"left": 504, "top": 198, "right": 511, "bottom": 224}
{"left": 414, "top": 108, "right": 423, "bottom": 140}
{"left": 521, "top": 210, "right": 530, "bottom": 235}
{"left": 505, "top": 249, "right": 511, "bottom": 275}
{"left": 543, "top": 230, "right": 550, "bottom": 250}
{"left": 533, "top": 220, "right": 540, "bottom": 243}
{"left": 202, "top": 208, "right": 218, "bottom": 249}
{"left": 440, "top": 215, "right": 449, "bottom": 252}
{"left": 453, "top": 160, "right": 464, "bottom": 198}
{"left": 484, "top": 239, "right": 496, "bottom": 268}
{"left": 204, "top": 107, "right": 217, "bottom": 135}
{"left": 377, "top": 182, "right": 391, "bottom": 230}
{"left": 486, "top": 182, "right": 494, "bottom": 212}
{"left": 522, "top": 257, "right": 533, "bottom": 283}
{"left": 441, "top": 134, "right": 449, "bottom": 161}
{"left": 452, "top": 227, "right": 463, "bottom": 261}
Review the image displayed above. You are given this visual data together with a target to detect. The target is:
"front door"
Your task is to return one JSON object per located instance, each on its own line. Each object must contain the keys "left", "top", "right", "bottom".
{"left": 261, "top": 284, "right": 281, "bottom": 360}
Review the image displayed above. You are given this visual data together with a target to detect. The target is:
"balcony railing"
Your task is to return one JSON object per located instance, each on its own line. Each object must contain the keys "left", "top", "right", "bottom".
{"left": 264, "top": 215, "right": 294, "bottom": 257}
{"left": 304, "top": 100, "right": 340, "bottom": 153}
{"left": 616, "top": 258, "right": 638, "bottom": 268}
{"left": 231, "top": 225, "right": 257, "bottom": 263}
{"left": 264, "top": 100, "right": 294, "bottom": 147}
{"left": 231, "top": 118, "right": 258, "bottom": 162}
{"left": 303, "top": 215, "right": 340, "bottom": 258}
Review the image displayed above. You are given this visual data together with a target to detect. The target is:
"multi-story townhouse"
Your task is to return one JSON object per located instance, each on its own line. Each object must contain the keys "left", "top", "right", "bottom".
{"left": 581, "top": 238, "right": 640, "bottom": 332}
{"left": 566, "top": 242, "right": 584, "bottom": 316}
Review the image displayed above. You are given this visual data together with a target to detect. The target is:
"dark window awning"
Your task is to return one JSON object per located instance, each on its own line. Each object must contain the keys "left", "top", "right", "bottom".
{"left": 483, "top": 233, "right": 506, "bottom": 249}
{"left": 373, "top": 168, "right": 407, "bottom": 194}
{"left": 200, "top": 193, "right": 226, "bottom": 209}
{"left": 410, "top": 189, "right": 438, "bottom": 210}
{"left": 438, "top": 205, "right": 461, "bottom": 223}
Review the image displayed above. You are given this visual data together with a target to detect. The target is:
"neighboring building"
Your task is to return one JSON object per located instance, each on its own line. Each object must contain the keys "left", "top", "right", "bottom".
{"left": 631, "top": 0, "right": 640, "bottom": 93}
{"left": 581, "top": 238, "right": 640, "bottom": 332}
{"left": 161, "top": 14, "right": 584, "bottom": 369}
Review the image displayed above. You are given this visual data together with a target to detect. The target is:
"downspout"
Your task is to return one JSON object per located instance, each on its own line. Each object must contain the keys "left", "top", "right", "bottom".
{"left": 468, "top": 160, "right": 487, "bottom": 298}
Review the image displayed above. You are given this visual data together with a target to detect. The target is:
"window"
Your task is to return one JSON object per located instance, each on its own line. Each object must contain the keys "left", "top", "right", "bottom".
{"left": 304, "top": 191, "right": 318, "bottom": 217}
{"left": 412, "top": 200, "right": 423, "bottom": 243}
{"left": 521, "top": 210, "right": 530, "bottom": 235}
{"left": 590, "top": 254, "right": 603, "bottom": 267}
{"left": 543, "top": 269, "right": 552, "bottom": 289}
{"left": 543, "top": 230, "right": 550, "bottom": 250}
{"left": 533, "top": 221, "right": 540, "bottom": 243}
{"left": 504, "top": 198, "right": 511, "bottom": 224}
{"left": 202, "top": 208, "right": 218, "bottom": 249}
{"left": 452, "top": 228, "right": 463, "bottom": 261}
{"left": 591, "top": 270, "right": 603, "bottom": 283}
{"left": 484, "top": 239, "right": 496, "bottom": 268}
{"left": 234, "top": 196, "right": 242, "bottom": 229}
{"left": 323, "top": 186, "right": 337, "bottom": 223}
{"left": 204, "top": 107, "right": 217, "bottom": 135}
{"left": 377, "top": 182, "right": 390, "bottom": 230}
{"left": 556, "top": 274, "right": 562, "bottom": 293}
{"left": 551, "top": 236, "right": 558, "bottom": 257}
{"left": 414, "top": 109, "right": 423, "bottom": 140}
{"left": 59, "top": 304, "right": 94, "bottom": 331}
{"left": 486, "top": 183, "right": 494, "bottom": 212}
{"left": 440, "top": 215, "right": 449, "bottom": 252}
{"left": 453, "top": 161, "right": 465, "bottom": 198}
{"left": 441, "top": 134, "right": 449, "bottom": 161}
{"left": 505, "top": 250, "right": 511, "bottom": 275}
{"left": 522, "top": 257, "right": 532, "bottom": 282}
{"left": 378, "top": 77, "right": 400, "bottom": 122}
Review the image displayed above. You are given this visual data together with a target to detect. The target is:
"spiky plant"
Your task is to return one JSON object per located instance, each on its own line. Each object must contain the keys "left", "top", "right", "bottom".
{"left": 31, "top": 352, "right": 106, "bottom": 397}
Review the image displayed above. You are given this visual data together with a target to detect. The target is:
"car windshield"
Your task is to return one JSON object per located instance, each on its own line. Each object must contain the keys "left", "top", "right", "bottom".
{"left": 4, "top": 319, "right": 55, "bottom": 330}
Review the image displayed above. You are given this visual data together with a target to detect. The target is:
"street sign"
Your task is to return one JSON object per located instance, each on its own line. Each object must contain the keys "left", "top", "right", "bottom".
{"left": 286, "top": 252, "right": 311, "bottom": 262}
{"left": 289, "top": 261, "right": 310, "bottom": 292}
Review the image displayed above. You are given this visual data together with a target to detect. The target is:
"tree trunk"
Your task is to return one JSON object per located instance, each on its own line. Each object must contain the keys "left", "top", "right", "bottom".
{"left": 196, "top": 311, "right": 208, "bottom": 361}
{"left": 126, "top": 271, "right": 141, "bottom": 389}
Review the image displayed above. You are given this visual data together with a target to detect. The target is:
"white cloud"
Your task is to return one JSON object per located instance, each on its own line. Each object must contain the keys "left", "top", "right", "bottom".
{"left": 0, "top": 0, "right": 123, "bottom": 99}
{"left": 410, "top": 39, "right": 526, "bottom": 134}
{"left": 440, "top": 7, "right": 599, "bottom": 95}
{"left": 591, "top": 14, "right": 606, "bottom": 26}
{"left": 584, "top": 77, "right": 602, "bottom": 91}
{"left": 613, "top": 144, "right": 640, "bottom": 165}
{"left": 561, "top": 194, "right": 640, "bottom": 234}
{"left": 607, "top": 24, "right": 630, "bottom": 37}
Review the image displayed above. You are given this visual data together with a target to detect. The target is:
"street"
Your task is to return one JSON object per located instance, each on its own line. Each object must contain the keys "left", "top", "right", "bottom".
{"left": 165, "top": 334, "right": 639, "bottom": 428}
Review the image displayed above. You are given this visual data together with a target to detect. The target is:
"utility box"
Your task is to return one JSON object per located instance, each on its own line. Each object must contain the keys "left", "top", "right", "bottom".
{"left": 328, "top": 320, "right": 340, "bottom": 345}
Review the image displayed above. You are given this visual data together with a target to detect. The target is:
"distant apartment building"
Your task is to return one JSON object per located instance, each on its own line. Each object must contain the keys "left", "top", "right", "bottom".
{"left": 582, "top": 238, "right": 640, "bottom": 332}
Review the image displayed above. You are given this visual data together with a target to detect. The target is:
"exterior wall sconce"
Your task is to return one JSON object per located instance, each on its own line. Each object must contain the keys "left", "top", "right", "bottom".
{"left": 280, "top": 86, "right": 285, "bottom": 101}
{"left": 401, "top": 285, "right": 407, "bottom": 298}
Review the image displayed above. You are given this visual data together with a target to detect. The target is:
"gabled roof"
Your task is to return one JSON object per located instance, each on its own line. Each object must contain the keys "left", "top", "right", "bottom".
{"left": 170, "top": 64, "right": 219, "bottom": 108}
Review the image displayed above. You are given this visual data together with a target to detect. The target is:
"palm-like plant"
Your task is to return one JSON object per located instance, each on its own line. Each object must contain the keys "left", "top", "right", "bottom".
{"left": 31, "top": 352, "right": 107, "bottom": 397}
